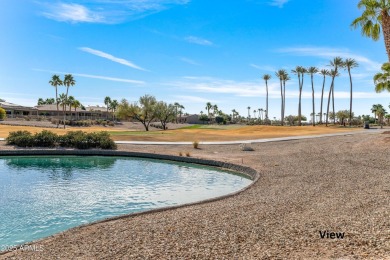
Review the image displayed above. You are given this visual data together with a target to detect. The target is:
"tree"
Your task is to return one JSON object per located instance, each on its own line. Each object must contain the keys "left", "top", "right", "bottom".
{"left": 37, "top": 98, "right": 45, "bottom": 105}
{"left": 247, "top": 106, "right": 251, "bottom": 119}
{"left": 178, "top": 104, "right": 185, "bottom": 123}
{"left": 199, "top": 114, "right": 209, "bottom": 124}
{"left": 67, "top": 96, "right": 75, "bottom": 120}
{"left": 276, "top": 69, "right": 288, "bottom": 126}
{"left": 374, "top": 62, "right": 390, "bottom": 94}
{"left": 205, "top": 102, "right": 212, "bottom": 118}
{"left": 57, "top": 93, "right": 67, "bottom": 128}
{"left": 0, "top": 107, "right": 6, "bottom": 120}
{"left": 291, "top": 66, "right": 306, "bottom": 126}
{"left": 343, "top": 58, "right": 359, "bottom": 126}
{"left": 351, "top": 0, "right": 390, "bottom": 61}
{"left": 49, "top": 74, "right": 63, "bottom": 128}
{"left": 336, "top": 110, "right": 353, "bottom": 126}
{"left": 319, "top": 69, "right": 329, "bottom": 124}
{"left": 155, "top": 101, "right": 176, "bottom": 130}
{"left": 326, "top": 57, "right": 343, "bottom": 126}
{"left": 307, "top": 67, "right": 319, "bottom": 126}
{"left": 110, "top": 99, "right": 119, "bottom": 121}
{"left": 63, "top": 74, "right": 75, "bottom": 102}
{"left": 72, "top": 100, "right": 81, "bottom": 120}
{"left": 371, "top": 103, "right": 383, "bottom": 123}
{"left": 117, "top": 95, "right": 157, "bottom": 131}
{"left": 376, "top": 106, "right": 387, "bottom": 128}
{"left": 262, "top": 74, "right": 271, "bottom": 119}
{"left": 104, "top": 96, "right": 112, "bottom": 119}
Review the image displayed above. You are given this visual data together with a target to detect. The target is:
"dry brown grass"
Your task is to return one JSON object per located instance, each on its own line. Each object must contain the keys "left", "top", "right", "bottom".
{"left": 0, "top": 124, "right": 361, "bottom": 142}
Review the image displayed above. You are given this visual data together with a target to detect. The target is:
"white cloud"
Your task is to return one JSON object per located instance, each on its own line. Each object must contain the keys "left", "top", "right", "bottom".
{"left": 42, "top": 3, "right": 104, "bottom": 23}
{"left": 277, "top": 46, "right": 381, "bottom": 71}
{"left": 269, "top": 0, "right": 290, "bottom": 8}
{"left": 179, "top": 57, "right": 201, "bottom": 66}
{"left": 79, "top": 47, "right": 148, "bottom": 71}
{"left": 39, "top": 0, "right": 190, "bottom": 24}
{"left": 185, "top": 36, "right": 213, "bottom": 46}
{"left": 32, "top": 69, "right": 145, "bottom": 84}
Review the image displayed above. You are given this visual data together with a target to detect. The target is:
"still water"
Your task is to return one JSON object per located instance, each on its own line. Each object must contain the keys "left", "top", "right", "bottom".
{"left": 0, "top": 156, "right": 251, "bottom": 247}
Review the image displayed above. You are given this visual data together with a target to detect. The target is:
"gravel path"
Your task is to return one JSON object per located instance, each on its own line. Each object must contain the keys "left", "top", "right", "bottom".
{"left": 1, "top": 131, "right": 389, "bottom": 259}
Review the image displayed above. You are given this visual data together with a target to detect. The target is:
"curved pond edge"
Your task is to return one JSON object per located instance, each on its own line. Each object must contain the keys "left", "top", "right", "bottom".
{"left": 0, "top": 149, "right": 260, "bottom": 255}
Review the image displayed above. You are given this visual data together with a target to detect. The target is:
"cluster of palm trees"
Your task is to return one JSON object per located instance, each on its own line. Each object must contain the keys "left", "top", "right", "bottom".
{"left": 104, "top": 96, "right": 119, "bottom": 121}
{"left": 204, "top": 102, "right": 221, "bottom": 118}
{"left": 261, "top": 57, "right": 358, "bottom": 127}
{"left": 49, "top": 74, "right": 76, "bottom": 128}
{"left": 174, "top": 102, "right": 185, "bottom": 123}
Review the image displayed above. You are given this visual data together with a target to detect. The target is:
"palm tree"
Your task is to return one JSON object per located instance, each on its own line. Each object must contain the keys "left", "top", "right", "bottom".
{"left": 178, "top": 104, "right": 185, "bottom": 122}
{"left": 110, "top": 99, "right": 119, "bottom": 121}
{"left": 63, "top": 74, "right": 75, "bottom": 121}
{"left": 262, "top": 74, "right": 271, "bottom": 119}
{"left": 291, "top": 66, "right": 306, "bottom": 126}
{"left": 212, "top": 104, "right": 218, "bottom": 116}
{"left": 351, "top": 0, "right": 390, "bottom": 61}
{"left": 307, "top": 67, "right": 319, "bottom": 126}
{"left": 253, "top": 110, "right": 257, "bottom": 119}
{"left": 247, "top": 106, "right": 251, "bottom": 119}
{"left": 343, "top": 58, "right": 359, "bottom": 126}
{"left": 275, "top": 69, "right": 287, "bottom": 126}
{"left": 371, "top": 104, "right": 383, "bottom": 123}
{"left": 67, "top": 96, "right": 75, "bottom": 120}
{"left": 205, "top": 102, "right": 212, "bottom": 118}
{"left": 282, "top": 72, "right": 290, "bottom": 123}
{"left": 326, "top": 57, "right": 343, "bottom": 126}
{"left": 376, "top": 106, "right": 387, "bottom": 128}
{"left": 319, "top": 69, "right": 330, "bottom": 124}
{"left": 49, "top": 74, "right": 63, "bottom": 128}
{"left": 63, "top": 74, "right": 75, "bottom": 100}
{"left": 174, "top": 102, "right": 181, "bottom": 123}
{"left": 57, "top": 93, "right": 67, "bottom": 128}
{"left": 104, "top": 96, "right": 112, "bottom": 119}
{"left": 374, "top": 62, "right": 390, "bottom": 94}
{"left": 72, "top": 100, "right": 81, "bottom": 120}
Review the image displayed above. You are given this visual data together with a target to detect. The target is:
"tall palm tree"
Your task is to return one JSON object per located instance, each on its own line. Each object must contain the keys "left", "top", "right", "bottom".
{"left": 72, "top": 100, "right": 81, "bottom": 120}
{"left": 275, "top": 69, "right": 287, "bottom": 126}
{"left": 282, "top": 72, "right": 290, "bottom": 124}
{"left": 205, "top": 102, "right": 212, "bottom": 118}
{"left": 351, "top": 0, "right": 390, "bottom": 61}
{"left": 319, "top": 69, "right": 330, "bottom": 124}
{"left": 110, "top": 99, "right": 119, "bottom": 121}
{"left": 253, "top": 110, "right": 257, "bottom": 119}
{"left": 49, "top": 74, "right": 63, "bottom": 128}
{"left": 343, "top": 58, "right": 359, "bottom": 126}
{"left": 307, "top": 67, "right": 319, "bottom": 126}
{"left": 374, "top": 62, "right": 390, "bottom": 94}
{"left": 104, "top": 96, "right": 112, "bottom": 119}
{"left": 262, "top": 74, "right": 271, "bottom": 119}
{"left": 231, "top": 109, "right": 236, "bottom": 121}
{"left": 376, "top": 106, "right": 387, "bottom": 128}
{"left": 67, "top": 96, "right": 75, "bottom": 120}
{"left": 212, "top": 104, "right": 218, "bottom": 116}
{"left": 63, "top": 74, "right": 76, "bottom": 101}
{"left": 174, "top": 102, "right": 181, "bottom": 123}
{"left": 247, "top": 106, "right": 251, "bottom": 119}
{"left": 291, "top": 66, "right": 306, "bottom": 126}
{"left": 326, "top": 57, "right": 344, "bottom": 126}
{"left": 178, "top": 104, "right": 185, "bottom": 122}
{"left": 57, "top": 93, "right": 67, "bottom": 128}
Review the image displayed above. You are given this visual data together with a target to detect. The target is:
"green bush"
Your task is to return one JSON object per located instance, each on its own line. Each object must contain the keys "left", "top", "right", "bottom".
{"left": 6, "top": 131, "right": 34, "bottom": 147}
{"left": 0, "top": 107, "right": 6, "bottom": 120}
{"left": 6, "top": 130, "right": 117, "bottom": 150}
{"left": 33, "top": 130, "right": 58, "bottom": 147}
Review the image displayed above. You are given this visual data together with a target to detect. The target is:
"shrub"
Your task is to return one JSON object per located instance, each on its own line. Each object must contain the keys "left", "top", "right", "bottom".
{"left": 192, "top": 140, "right": 199, "bottom": 149}
{"left": 6, "top": 131, "right": 34, "bottom": 147}
{"left": 0, "top": 107, "right": 6, "bottom": 120}
{"left": 185, "top": 152, "right": 191, "bottom": 157}
{"left": 6, "top": 130, "right": 116, "bottom": 150}
{"left": 179, "top": 152, "right": 183, "bottom": 156}
{"left": 34, "top": 130, "right": 58, "bottom": 147}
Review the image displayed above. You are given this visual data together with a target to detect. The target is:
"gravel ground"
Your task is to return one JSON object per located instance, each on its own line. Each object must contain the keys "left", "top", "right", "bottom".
{"left": 0, "top": 131, "right": 389, "bottom": 259}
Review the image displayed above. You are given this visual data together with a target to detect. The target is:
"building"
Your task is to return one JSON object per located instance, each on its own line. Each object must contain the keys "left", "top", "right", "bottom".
{"left": 35, "top": 104, "right": 110, "bottom": 120}
{"left": 177, "top": 114, "right": 203, "bottom": 124}
{"left": 0, "top": 100, "right": 38, "bottom": 118}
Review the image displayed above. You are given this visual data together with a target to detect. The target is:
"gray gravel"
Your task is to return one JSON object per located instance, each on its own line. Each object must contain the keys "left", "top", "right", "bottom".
{"left": 1, "top": 131, "right": 389, "bottom": 259}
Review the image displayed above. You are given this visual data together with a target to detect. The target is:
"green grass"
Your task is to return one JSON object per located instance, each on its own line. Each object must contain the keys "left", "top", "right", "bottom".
{"left": 178, "top": 124, "right": 203, "bottom": 129}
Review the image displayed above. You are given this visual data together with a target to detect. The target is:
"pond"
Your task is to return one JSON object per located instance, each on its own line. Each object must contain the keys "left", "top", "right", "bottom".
{"left": 0, "top": 156, "right": 251, "bottom": 248}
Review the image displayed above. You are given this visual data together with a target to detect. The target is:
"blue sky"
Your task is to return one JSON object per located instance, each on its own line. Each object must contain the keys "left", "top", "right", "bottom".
{"left": 1, "top": 0, "right": 389, "bottom": 119}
